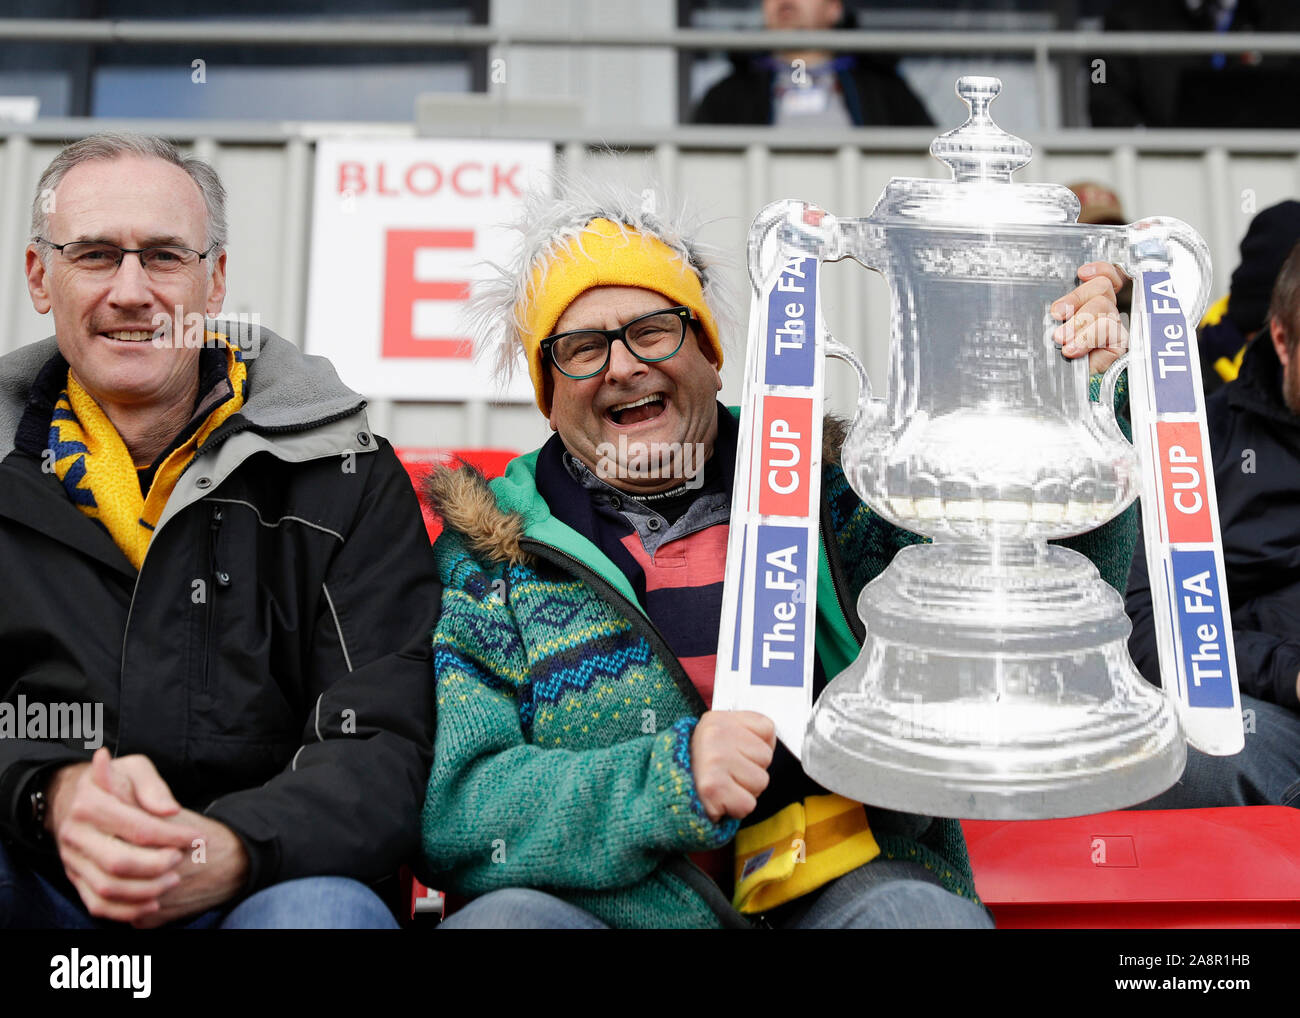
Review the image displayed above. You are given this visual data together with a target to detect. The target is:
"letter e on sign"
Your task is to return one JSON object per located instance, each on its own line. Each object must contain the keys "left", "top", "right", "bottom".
{"left": 381, "top": 229, "right": 475, "bottom": 359}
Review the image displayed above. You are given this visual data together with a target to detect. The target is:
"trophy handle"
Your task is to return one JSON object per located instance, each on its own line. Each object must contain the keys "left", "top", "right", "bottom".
{"left": 834, "top": 217, "right": 886, "bottom": 276}
{"left": 1118, "top": 216, "right": 1214, "bottom": 324}
{"left": 1157, "top": 218, "right": 1214, "bottom": 323}
{"left": 1093, "top": 351, "right": 1130, "bottom": 445}
{"left": 824, "top": 335, "right": 886, "bottom": 437}
{"left": 1090, "top": 215, "right": 1211, "bottom": 449}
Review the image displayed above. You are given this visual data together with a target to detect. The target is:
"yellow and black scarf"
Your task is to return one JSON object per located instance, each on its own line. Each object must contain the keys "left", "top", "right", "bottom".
{"left": 731, "top": 793, "right": 881, "bottom": 913}
{"left": 47, "top": 336, "right": 247, "bottom": 569}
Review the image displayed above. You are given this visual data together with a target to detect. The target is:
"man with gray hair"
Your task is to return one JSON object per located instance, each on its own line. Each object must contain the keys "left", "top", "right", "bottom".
{"left": 0, "top": 133, "right": 439, "bottom": 928}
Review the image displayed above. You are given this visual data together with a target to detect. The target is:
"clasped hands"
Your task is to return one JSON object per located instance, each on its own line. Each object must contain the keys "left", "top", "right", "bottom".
{"left": 45, "top": 747, "right": 248, "bottom": 927}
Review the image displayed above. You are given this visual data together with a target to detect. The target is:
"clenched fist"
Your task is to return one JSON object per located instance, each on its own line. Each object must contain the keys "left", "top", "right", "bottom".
{"left": 690, "top": 710, "right": 777, "bottom": 823}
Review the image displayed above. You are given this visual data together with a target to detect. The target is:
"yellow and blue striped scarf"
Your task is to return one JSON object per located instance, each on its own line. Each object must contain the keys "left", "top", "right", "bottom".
{"left": 732, "top": 794, "right": 881, "bottom": 913}
{"left": 47, "top": 336, "right": 247, "bottom": 570}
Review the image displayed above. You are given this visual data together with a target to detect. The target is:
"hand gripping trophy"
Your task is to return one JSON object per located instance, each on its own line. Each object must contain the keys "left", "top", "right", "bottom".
{"left": 716, "top": 76, "right": 1241, "bottom": 820}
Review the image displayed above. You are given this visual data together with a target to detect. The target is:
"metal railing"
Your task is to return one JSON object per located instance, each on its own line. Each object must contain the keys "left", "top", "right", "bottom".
{"left": 2, "top": 20, "right": 1299, "bottom": 52}
{"left": 3, "top": 19, "right": 1299, "bottom": 128}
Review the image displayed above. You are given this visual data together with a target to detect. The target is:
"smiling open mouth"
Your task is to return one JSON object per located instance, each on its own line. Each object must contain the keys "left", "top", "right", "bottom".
{"left": 101, "top": 330, "right": 154, "bottom": 343}
{"left": 607, "top": 393, "right": 666, "bottom": 426}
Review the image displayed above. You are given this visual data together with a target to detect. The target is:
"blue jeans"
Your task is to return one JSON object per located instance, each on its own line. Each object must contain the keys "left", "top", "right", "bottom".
{"left": 1132, "top": 693, "right": 1300, "bottom": 810}
{"left": 439, "top": 859, "right": 994, "bottom": 929}
{"left": 0, "top": 840, "right": 397, "bottom": 929}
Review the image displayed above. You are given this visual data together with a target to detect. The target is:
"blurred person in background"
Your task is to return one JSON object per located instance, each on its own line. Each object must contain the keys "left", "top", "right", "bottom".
{"left": 1198, "top": 199, "right": 1300, "bottom": 395}
{"left": 1069, "top": 180, "right": 1132, "bottom": 315}
{"left": 1090, "top": 0, "right": 1300, "bottom": 129}
{"left": 692, "top": 0, "right": 931, "bottom": 128}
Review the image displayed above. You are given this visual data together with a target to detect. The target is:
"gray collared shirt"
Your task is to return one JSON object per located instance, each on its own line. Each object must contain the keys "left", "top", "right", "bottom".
{"left": 563, "top": 453, "right": 731, "bottom": 558}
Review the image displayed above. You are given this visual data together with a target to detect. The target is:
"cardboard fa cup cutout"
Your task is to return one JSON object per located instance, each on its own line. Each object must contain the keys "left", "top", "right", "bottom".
{"left": 715, "top": 76, "right": 1241, "bottom": 820}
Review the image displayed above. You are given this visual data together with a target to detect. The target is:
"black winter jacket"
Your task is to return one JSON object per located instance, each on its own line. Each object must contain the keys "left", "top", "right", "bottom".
{"left": 692, "top": 51, "right": 932, "bottom": 127}
{"left": 0, "top": 332, "right": 439, "bottom": 895}
{"left": 1089, "top": 0, "right": 1300, "bottom": 129}
{"left": 1126, "top": 335, "right": 1300, "bottom": 712}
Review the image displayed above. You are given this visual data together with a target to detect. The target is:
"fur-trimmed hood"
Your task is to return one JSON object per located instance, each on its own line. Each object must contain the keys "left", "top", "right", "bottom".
{"left": 423, "top": 461, "right": 529, "bottom": 567}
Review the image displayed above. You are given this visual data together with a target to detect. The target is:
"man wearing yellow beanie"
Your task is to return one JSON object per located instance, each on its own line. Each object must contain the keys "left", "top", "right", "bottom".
{"left": 519, "top": 216, "right": 724, "bottom": 415}
{"left": 421, "top": 178, "right": 1129, "bottom": 928}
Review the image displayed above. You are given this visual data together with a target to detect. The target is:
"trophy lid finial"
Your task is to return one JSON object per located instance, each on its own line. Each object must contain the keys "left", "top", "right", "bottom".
{"left": 864, "top": 75, "right": 1082, "bottom": 227}
{"left": 930, "top": 76, "right": 1033, "bottom": 184}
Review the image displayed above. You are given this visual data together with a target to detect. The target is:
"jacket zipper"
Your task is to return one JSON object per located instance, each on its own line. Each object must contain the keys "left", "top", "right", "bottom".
{"left": 118, "top": 403, "right": 366, "bottom": 687}
{"left": 519, "top": 538, "right": 708, "bottom": 716}
{"left": 203, "top": 503, "right": 230, "bottom": 693}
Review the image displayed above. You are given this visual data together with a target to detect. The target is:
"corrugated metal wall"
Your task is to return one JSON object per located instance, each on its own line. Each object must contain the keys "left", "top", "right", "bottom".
{"left": 5, "top": 122, "right": 1300, "bottom": 450}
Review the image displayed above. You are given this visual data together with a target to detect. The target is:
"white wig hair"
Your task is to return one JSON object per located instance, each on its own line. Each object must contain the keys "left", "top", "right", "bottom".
{"left": 465, "top": 168, "right": 739, "bottom": 386}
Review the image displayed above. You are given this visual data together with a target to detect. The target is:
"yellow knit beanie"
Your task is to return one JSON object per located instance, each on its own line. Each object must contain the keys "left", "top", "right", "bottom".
{"left": 519, "top": 218, "right": 723, "bottom": 413}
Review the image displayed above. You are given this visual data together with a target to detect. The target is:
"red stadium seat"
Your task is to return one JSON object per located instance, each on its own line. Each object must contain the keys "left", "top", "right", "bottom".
{"left": 395, "top": 447, "right": 519, "bottom": 542}
{"left": 395, "top": 447, "right": 518, "bottom": 921}
{"left": 963, "top": 807, "right": 1300, "bottom": 928}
